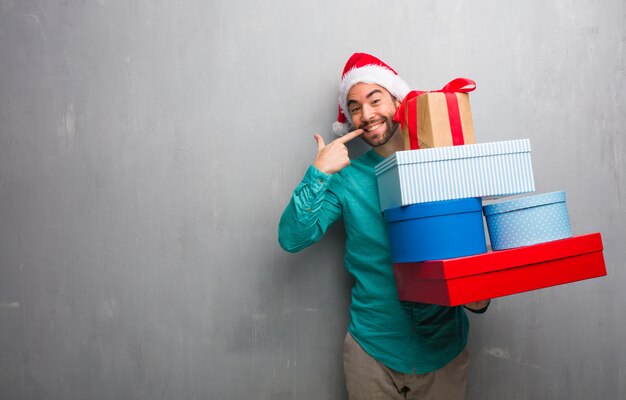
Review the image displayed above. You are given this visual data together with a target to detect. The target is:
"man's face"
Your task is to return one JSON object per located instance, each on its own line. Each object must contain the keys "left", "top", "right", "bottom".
{"left": 346, "top": 83, "right": 400, "bottom": 148}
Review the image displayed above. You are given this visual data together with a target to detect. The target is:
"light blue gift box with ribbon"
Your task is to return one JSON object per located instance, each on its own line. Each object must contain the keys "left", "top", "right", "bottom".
{"left": 483, "top": 191, "right": 573, "bottom": 250}
{"left": 374, "top": 139, "right": 535, "bottom": 211}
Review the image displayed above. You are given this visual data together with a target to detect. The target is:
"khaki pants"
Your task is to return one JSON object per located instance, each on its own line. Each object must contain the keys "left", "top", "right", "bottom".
{"left": 343, "top": 333, "right": 469, "bottom": 400}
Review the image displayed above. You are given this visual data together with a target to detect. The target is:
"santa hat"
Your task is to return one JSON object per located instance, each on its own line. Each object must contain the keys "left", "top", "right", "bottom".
{"left": 332, "top": 53, "right": 411, "bottom": 135}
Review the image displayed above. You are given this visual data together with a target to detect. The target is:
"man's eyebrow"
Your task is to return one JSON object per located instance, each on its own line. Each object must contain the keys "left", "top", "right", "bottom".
{"left": 347, "top": 89, "right": 384, "bottom": 107}
{"left": 366, "top": 89, "right": 384, "bottom": 98}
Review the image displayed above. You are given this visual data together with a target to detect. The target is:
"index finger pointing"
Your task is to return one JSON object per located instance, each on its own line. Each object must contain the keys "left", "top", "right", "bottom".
{"left": 336, "top": 128, "right": 364, "bottom": 145}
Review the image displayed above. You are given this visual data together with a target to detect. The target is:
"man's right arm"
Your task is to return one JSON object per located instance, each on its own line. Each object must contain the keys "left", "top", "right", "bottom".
{"left": 278, "top": 129, "right": 364, "bottom": 253}
{"left": 278, "top": 164, "right": 342, "bottom": 253}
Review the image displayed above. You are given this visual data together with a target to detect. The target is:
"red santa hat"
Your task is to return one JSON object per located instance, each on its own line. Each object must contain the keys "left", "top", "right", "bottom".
{"left": 333, "top": 52, "right": 411, "bottom": 135}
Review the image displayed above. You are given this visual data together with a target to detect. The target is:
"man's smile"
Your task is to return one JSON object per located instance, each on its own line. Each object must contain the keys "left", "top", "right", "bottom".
{"left": 364, "top": 121, "right": 384, "bottom": 132}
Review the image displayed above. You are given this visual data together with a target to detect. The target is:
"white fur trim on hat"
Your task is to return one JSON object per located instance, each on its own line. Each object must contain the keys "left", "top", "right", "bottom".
{"left": 332, "top": 121, "right": 350, "bottom": 136}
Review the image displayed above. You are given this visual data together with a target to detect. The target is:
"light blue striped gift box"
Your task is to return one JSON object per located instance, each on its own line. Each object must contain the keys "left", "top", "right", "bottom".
{"left": 374, "top": 139, "right": 535, "bottom": 211}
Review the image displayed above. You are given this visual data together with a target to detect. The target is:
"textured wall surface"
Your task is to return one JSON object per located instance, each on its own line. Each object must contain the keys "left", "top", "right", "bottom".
{"left": 1, "top": 1, "right": 624, "bottom": 399}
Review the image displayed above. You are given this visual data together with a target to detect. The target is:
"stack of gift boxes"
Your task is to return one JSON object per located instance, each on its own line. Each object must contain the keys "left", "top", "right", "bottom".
{"left": 375, "top": 79, "right": 607, "bottom": 306}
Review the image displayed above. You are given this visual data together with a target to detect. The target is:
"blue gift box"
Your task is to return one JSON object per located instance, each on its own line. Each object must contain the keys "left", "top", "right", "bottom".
{"left": 483, "top": 191, "right": 573, "bottom": 250}
{"left": 383, "top": 198, "right": 487, "bottom": 263}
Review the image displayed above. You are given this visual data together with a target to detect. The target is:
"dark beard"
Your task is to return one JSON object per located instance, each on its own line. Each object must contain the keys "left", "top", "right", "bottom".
{"left": 359, "top": 118, "right": 399, "bottom": 148}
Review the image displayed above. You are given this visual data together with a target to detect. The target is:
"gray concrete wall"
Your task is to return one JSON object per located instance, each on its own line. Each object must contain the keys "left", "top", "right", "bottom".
{"left": 0, "top": 1, "right": 624, "bottom": 399}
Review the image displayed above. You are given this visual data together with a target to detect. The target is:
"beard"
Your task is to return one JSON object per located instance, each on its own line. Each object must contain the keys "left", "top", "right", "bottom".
{"left": 359, "top": 115, "right": 399, "bottom": 148}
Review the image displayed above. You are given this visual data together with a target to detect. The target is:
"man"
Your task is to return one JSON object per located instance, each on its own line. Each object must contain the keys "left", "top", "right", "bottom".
{"left": 278, "top": 53, "right": 489, "bottom": 400}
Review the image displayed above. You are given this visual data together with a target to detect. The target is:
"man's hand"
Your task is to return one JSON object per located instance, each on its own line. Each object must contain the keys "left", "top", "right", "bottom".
{"left": 464, "top": 299, "right": 491, "bottom": 312}
{"left": 312, "top": 129, "right": 364, "bottom": 174}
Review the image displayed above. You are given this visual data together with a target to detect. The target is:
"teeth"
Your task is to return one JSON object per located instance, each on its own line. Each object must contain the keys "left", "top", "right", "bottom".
{"left": 366, "top": 122, "right": 383, "bottom": 132}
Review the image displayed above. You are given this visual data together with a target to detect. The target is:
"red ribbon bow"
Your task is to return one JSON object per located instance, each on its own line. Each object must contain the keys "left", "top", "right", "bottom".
{"left": 393, "top": 78, "right": 476, "bottom": 150}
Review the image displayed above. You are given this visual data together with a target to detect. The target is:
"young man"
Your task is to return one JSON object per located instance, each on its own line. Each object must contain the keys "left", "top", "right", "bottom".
{"left": 278, "top": 53, "right": 489, "bottom": 400}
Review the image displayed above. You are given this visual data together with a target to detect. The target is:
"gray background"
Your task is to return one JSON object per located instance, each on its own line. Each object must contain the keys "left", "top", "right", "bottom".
{"left": 1, "top": 0, "right": 624, "bottom": 399}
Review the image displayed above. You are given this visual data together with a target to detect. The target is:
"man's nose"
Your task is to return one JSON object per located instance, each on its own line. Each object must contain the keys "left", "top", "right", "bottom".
{"left": 361, "top": 104, "right": 375, "bottom": 121}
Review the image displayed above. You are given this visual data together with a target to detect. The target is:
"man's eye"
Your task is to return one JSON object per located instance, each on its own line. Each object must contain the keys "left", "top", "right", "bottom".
{"left": 371, "top": 99, "right": 381, "bottom": 105}
{"left": 350, "top": 107, "right": 361, "bottom": 114}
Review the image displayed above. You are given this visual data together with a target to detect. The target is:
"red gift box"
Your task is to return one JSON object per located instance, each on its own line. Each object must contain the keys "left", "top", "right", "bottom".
{"left": 393, "top": 233, "right": 607, "bottom": 306}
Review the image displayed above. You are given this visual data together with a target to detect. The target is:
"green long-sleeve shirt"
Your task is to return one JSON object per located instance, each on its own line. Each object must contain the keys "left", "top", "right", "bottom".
{"left": 278, "top": 149, "right": 469, "bottom": 374}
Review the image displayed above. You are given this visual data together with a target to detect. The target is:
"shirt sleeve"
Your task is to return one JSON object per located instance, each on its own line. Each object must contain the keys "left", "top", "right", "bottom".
{"left": 278, "top": 164, "right": 343, "bottom": 253}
